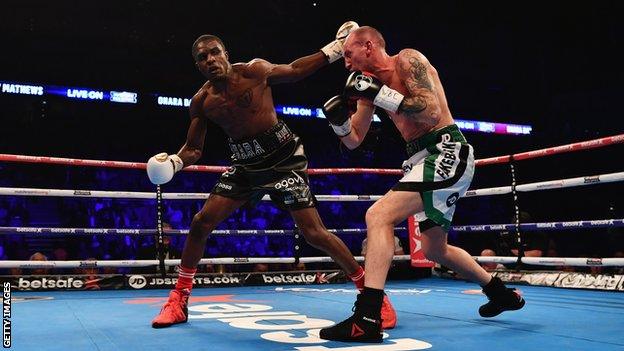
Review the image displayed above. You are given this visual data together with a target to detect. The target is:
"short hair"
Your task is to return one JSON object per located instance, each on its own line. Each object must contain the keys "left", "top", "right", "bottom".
{"left": 192, "top": 34, "right": 226, "bottom": 57}
{"left": 351, "top": 26, "right": 386, "bottom": 49}
{"left": 29, "top": 252, "right": 48, "bottom": 261}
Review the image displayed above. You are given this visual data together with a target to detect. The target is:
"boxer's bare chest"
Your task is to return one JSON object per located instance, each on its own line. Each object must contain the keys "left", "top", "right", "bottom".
{"left": 384, "top": 69, "right": 438, "bottom": 141}
{"left": 200, "top": 73, "right": 275, "bottom": 138}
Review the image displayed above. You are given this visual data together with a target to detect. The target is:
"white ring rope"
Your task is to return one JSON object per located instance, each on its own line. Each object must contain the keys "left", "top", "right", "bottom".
{"left": 0, "top": 255, "right": 412, "bottom": 269}
{"left": 1, "top": 171, "right": 622, "bottom": 200}
{"left": 475, "top": 256, "right": 624, "bottom": 267}
{"left": 0, "top": 188, "right": 383, "bottom": 201}
{"left": 463, "top": 172, "right": 624, "bottom": 197}
{"left": 2, "top": 254, "right": 622, "bottom": 269}
{"left": 0, "top": 227, "right": 407, "bottom": 236}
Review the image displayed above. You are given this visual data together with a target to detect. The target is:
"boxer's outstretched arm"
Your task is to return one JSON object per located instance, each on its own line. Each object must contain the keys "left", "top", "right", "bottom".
{"left": 176, "top": 92, "right": 208, "bottom": 166}
{"left": 255, "top": 53, "right": 328, "bottom": 85}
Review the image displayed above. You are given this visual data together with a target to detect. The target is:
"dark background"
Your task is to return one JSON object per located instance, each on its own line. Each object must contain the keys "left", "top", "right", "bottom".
{"left": 0, "top": 1, "right": 622, "bottom": 264}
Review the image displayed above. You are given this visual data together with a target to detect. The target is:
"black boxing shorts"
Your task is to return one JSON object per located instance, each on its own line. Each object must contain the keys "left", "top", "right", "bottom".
{"left": 210, "top": 120, "right": 317, "bottom": 211}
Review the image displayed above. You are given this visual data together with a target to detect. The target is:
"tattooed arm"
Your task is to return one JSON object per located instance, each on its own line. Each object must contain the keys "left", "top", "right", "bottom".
{"left": 396, "top": 49, "right": 441, "bottom": 121}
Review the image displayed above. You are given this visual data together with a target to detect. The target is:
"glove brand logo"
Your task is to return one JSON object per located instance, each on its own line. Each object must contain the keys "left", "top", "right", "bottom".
{"left": 128, "top": 275, "right": 147, "bottom": 289}
{"left": 337, "top": 21, "right": 359, "bottom": 39}
{"left": 154, "top": 153, "right": 168, "bottom": 162}
{"left": 354, "top": 74, "right": 373, "bottom": 91}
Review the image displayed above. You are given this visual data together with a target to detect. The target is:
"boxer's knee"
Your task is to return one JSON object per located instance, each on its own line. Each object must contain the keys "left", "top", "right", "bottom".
{"left": 365, "top": 204, "right": 393, "bottom": 230}
{"left": 190, "top": 211, "right": 217, "bottom": 238}
{"left": 423, "top": 246, "right": 447, "bottom": 262}
{"left": 300, "top": 225, "right": 332, "bottom": 249}
{"left": 422, "top": 238, "right": 448, "bottom": 262}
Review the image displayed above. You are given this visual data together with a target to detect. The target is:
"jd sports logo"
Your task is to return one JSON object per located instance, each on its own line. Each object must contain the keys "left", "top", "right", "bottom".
{"left": 128, "top": 275, "right": 147, "bottom": 289}
{"left": 446, "top": 192, "right": 459, "bottom": 207}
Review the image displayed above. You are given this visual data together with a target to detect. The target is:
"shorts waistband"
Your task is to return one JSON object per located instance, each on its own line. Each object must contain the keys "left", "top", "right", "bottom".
{"left": 405, "top": 124, "right": 465, "bottom": 156}
{"left": 228, "top": 121, "right": 294, "bottom": 163}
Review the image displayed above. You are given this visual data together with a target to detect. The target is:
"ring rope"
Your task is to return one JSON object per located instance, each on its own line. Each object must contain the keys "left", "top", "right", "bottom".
{"left": 475, "top": 256, "right": 624, "bottom": 267}
{"left": 1, "top": 133, "right": 622, "bottom": 172}
{"left": 2, "top": 171, "right": 622, "bottom": 200}
{"left": 1, "top": 254, "right": 622, "bottom": 269}
{"left": 0, "top": 227, "right": 408, "bottom": 236}
{"left": 0, "top": 255, "right": 412, "bottom": 269}
{"left": 452, "top": 219, "right": 624, "bottom": 232}
{"left": 1, "top": 218, "right": 621, "bottom": 236}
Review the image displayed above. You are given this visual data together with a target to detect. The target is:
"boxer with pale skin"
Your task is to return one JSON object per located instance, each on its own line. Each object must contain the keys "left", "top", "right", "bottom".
{"left": 319, "top": 26, "right": 525, "bottom": 343}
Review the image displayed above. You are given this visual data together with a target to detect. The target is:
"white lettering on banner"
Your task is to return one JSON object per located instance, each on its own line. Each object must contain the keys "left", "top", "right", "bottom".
{"left": 109, "top": 91, "right": 137, "bottom": 103}
{"left": 262, "top": 273, "right": 315, "bottom": 284}
{"left": 555, "top": 273, "right": 623, "bottom": 290}
{"left": 282, "top": 107, "right": 313, "bottom": 116}
{"left": 589, "top": 220, "right": 614, "bottom": 226}
{"left": 18, "top": 278, "right": 84, "bottom": 289}
{"left": 537, "top": 223, "right": 557, "bottom": 228}
{"left": 157, "top": 96, "right": 191, "bottom": 107}
{"left": 1, "top": 83, "right": 44, "bottom": 95}
{"left": 189, "top": 303, "right": 432, "bottom": 350}
{"left": 66, "top": 89, "right": 104, "bottom": 100}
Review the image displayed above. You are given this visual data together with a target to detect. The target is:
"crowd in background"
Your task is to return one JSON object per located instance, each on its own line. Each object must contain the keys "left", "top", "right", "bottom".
{"left": 1, "top": 153, "right": 623, "bottom": 276}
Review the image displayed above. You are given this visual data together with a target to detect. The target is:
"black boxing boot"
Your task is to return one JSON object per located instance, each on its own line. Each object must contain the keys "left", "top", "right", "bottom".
{"left": 319, "top": 287, "right": 384, "bottom": 343}
{"left": 479, "top": 277, "right": 525, "bottom": 317}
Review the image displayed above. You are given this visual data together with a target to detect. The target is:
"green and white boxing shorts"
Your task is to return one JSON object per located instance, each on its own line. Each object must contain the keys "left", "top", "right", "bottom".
{"left": 392, "top": 124, "right": 475, "bottom": 231}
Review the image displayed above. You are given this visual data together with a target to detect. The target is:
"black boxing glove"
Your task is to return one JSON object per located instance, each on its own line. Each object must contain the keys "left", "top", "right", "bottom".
{"left": 343, "top": 71, "right": 405, "bottom": 113}
{"left": 322, "top": 95, "right": 352, "bottom": 137}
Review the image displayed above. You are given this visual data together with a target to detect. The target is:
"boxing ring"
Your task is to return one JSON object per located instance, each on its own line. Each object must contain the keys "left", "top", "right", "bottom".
{"left": 2, "top": 133, "right": 624, "bottom": 350}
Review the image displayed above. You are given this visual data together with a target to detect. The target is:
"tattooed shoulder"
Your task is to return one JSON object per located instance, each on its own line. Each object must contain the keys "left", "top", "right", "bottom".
{"left": 398, "top": 49, "right": 433, "bottom": 92}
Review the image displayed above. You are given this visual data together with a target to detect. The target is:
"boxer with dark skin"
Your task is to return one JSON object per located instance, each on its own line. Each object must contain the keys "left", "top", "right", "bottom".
{"left": 148, "top": 25, "right": 396, "bottom": 329}
{"left": 179, "top": 39, "right": 355, "bottom": 271}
